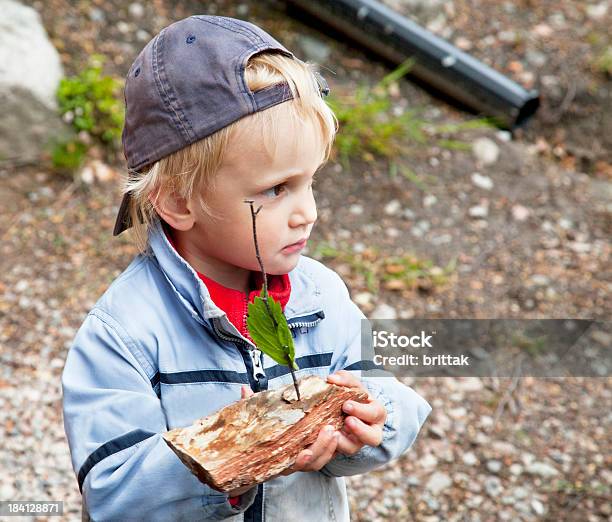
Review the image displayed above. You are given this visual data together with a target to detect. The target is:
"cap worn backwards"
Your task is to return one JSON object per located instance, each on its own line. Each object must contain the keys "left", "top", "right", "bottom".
{"left": 113, "top": 15, "right": 330, "bottom": 236}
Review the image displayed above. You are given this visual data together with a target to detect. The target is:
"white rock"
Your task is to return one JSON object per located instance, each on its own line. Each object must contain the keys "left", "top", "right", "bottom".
{"left": 495, "top": 130, "right": 512, "bottom": 142}
{"left": 568, "top": 242, "right": 591, "bottom": 253}
{"left": 128, "top": 2, "right": 145, "bottom": 18}
{"left": 471, "top": 172, "right": 494, "bottom": 190}
{"left": 462, "top": 452, "right": 479, "bottom": 466}
{"left": 426, "top": 472, "right": 452, "bottom": 495}
{"left": 526, "top": 461, "right": 559, "bottom": 478}
{"left": 531, "top": 499, "right": 545, "bottom": 515}
{"left": 371, "top": 303, "right": 397, "bottom": 320}
{"left": 513, "top": 486, "right": 529, "bottom": 499}
{"left": 530, "top": 274, "right": 550, "bottom": 286}
{"left": 469, "top": 205, "right": 489, "bottom": 218}
{"left": 402, "top": 208, "right": 416, "bottom": 220}
{"left": 473, "top": 138, "right": 500, "bottom": 165}
{"left": 456, "top": 377, "right": 484, "bottom": 391}
{"left": 353, "top": 292, "right": 373, "bottom": 306}
{"left": 0, "top": 0, "right": 63, "bottom": 109}
{"left": 586, "top": 3, "right": 608, "bottom": 20}
{"left": 386, "top": 227, "right": 400, "bottom": 238}
{"left": 466, "top": 495, "right": 484, "bottom": 508}
{"left": 487, "top": 460, "right": 503, "bottom": 473}
{"left": 420, "top": 453, "right": 438, "bottom": 470}
{"left": 484, "top": 476, "right": 503, "bottom": 497}
{"left": 423, "top": 194, "right": 438, "bottom": 207}
{"left": 512, "top": 204, "right": 531, "bottom": 221}
{"left": 349, "top": 204, "right": 364, "bottom": 215}
{"left": 509, "top": 463, "right": 523, "bottom": 475}
{"left": 384, "top": 199, "right": 402, "bottom": 215}
{"left": 0, "top": 0, "right": 67, "bottom": 163}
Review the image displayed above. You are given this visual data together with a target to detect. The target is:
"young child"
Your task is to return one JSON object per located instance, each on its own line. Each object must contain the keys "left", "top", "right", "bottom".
{"left": 62, "top": 15, "right": 431, "bottom": 521}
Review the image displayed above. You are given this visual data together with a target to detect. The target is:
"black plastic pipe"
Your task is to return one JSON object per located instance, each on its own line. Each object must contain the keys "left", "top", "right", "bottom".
{"left": 286, "top": 0, "right": 540, "bottom": 129}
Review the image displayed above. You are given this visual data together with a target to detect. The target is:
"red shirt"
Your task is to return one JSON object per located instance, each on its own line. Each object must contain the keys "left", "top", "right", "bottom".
{"left": 197, "top": 270, "right": 291, "bottom": 338}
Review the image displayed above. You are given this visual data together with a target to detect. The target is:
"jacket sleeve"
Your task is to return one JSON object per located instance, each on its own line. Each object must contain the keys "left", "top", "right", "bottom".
{"left": 62, "top": 309, "right": 257, "bottom": 521}
{"left": 320, "top": 276, "right": 432, "bottom": 478}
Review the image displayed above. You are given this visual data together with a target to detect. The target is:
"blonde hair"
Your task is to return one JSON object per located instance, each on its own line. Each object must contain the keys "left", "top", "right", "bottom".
{"left": 123, "top": 52, "right": 338, "bottom": 253}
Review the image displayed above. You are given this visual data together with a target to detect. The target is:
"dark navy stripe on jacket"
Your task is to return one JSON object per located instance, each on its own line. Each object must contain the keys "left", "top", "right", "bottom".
{"left": 78, "top": 429, "right": 156, "bottom": 493}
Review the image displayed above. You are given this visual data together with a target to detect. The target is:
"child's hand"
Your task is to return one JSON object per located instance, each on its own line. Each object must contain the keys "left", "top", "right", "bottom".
{"left": 327, "top": 370, "right": 387, "bottom": 456}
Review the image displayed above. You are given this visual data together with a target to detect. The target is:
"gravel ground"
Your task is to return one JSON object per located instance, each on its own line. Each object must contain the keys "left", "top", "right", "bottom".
{"left": 1, "top": 0, "right": 611, "bottom": 521}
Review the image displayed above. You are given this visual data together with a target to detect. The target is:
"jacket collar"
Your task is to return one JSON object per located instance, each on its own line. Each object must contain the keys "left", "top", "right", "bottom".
{"left": 148, "top": 218, "right": 323, "bottom": 325}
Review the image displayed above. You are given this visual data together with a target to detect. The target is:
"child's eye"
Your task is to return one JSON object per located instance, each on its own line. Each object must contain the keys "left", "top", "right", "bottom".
{"left": 261, "top": 184, "right": 286, "bottom": 198}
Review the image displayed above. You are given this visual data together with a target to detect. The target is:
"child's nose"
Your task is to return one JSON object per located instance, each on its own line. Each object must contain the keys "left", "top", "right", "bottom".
{"left": 289, "top": 190, "right": 317, "bottom": 228}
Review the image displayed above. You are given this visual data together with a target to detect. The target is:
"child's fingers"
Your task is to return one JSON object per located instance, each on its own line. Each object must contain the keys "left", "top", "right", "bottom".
{"left": 240, "top": 385, "right": 254, "bottom": 399}
{"left": 326, "top": 370, "right": 365, "bottom": 391}
{"left": 306, "top": 427, "right": 339, "bottom": 470}
{"left": 342, "top": 399, "right": 386, "bottom": 425}
{"left": 291, "top": 425, "right": 338, "bottom": 472}
{"left": 343, "top": 416, "right": 383, "bottom": 447}
{"left": 335, "top": 430, "right": 364, "bottom": 456}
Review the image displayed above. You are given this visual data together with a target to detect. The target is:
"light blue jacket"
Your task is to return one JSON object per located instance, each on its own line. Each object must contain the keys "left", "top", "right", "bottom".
{"left": 62, "top": 219, "right": 431, "bottom": 521}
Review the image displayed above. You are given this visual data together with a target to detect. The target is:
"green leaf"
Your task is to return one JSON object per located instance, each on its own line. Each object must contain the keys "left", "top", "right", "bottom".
{"left": 247, "top": 295, "right": 298, "bottom": 370}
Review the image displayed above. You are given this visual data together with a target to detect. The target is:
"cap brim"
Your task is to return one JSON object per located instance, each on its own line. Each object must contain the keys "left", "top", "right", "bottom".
{"left": 113, "top": 193, "right": 132, "bottom": 236}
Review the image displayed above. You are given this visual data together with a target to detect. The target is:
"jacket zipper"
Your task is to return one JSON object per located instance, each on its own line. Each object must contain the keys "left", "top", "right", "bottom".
{"left": 211, "top": 317, "right": 266, "bottom": 391}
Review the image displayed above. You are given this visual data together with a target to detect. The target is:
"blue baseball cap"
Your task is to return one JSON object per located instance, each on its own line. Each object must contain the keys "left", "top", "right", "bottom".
{"left": 114, "top": 15, "right": 329, "bottom": 236}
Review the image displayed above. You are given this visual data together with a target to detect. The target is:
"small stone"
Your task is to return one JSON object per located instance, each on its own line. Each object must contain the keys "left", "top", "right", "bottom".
{"left": 466, "top": 495, "right": 484, "bottom": 508}
{"left": 423, "top": 194, "right": 438, "bottom": 207}
{"left": 586, "top": 3, "right": 608, "bottom": 20}
{"left": 558, "top": 217, "right": 573, "bottom": 229}
{"left": 484, "top": 476, "right": 503, "bottom": 497}
{"left": 137, "top": 30, "right": 151, "bottom": 42}
{"left": 89, "top": 7, "right": 105, "bottom": 22}
{"left": 386, "top": 227, "right": 400, "bottom": 238}
{"left": 495, "top": 130, "right": 512, "bottom": 142}
{"left": 471, "top": 172, "right": 494, "bottom": 190}
{"left": 384, "top": 199, "right": 402, "bottom": 215}
{"left": 462, "top": 452, "right": 479, "bottom": 466}
{"left": 487, "top": 460, "right": 503, "bottom": 473}
{"left": 469, "top": 205, "right": 489, "bottom": 218}
{"left": 236, "top": 4, "right": 249, "bottom": 16}
{"left": 455, "top": 36, "right": 472, "bottom": 50}
{"left": 406, "top": 476, "right": 421, "bottom": 486}
{"left": 526, "top": 461, "right": 559, "bottom": 478}
{"left": 513, "top": 486, "right": 529, "bottom": 499}
{"left": 353, "top": 292, "right": 372, "bottom": 307}
{"left": 473, "top": 138, "right": 500, "bottom": 165}
{"left": 531, "top": 499, "right": 545, "bottom": 515}
{"left": 371, "top": 303, "right": 397, "bottom": 320}
{"left": 426, "top": 472, "right": 452, "bottom": 495}
{"left": 568, "top": 242, "right": 591, "bottom": 253}
{"left": 402, "top": 208, "right": 416, "bottom": 220}
{"left": 530, "top": 275, "right": 550, "bottom": 286}
{"left": 511, "top": 204, "right": 530, "bottom": 221}
{"left": 526, "top": 50, "right": 547, "bottom": 68}
{"left": 128, "top": 3, "right": 145, "bottom": 18}
{"left": 430, "top": 234, "right": 452, "bottom": 245}
{"left": 421, "top": 453, "right": 438, "bottom": 469}
{"left": 509, "top": 464, "right": 523, "bottom": 476}
{"left": 352, "top": 242, "right": 366, "bottom": 253}
{"left": 349, "top": 204, "right": 364, "bottom": 215}
{"left": 533, "top": 23, "right": 553, "bottom": 38}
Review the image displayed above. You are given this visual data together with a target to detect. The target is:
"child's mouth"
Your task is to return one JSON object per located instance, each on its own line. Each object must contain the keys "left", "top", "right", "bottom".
{"left": 281, "top": 238, "right": 308, "bottom": 254}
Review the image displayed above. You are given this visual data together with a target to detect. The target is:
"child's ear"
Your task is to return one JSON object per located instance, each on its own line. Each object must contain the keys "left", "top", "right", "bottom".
{"left": 149, "top": 186, "right": 195, "bottom": 231}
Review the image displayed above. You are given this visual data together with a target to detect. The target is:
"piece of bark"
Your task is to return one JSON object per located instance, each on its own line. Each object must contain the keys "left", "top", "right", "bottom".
{"left": 163, "top": 375, "right": 369, "bottom": 492}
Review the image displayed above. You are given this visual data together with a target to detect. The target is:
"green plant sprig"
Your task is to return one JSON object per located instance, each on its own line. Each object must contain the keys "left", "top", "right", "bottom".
{"left": 244, "top": 200, "right": 301, "bottom": 400}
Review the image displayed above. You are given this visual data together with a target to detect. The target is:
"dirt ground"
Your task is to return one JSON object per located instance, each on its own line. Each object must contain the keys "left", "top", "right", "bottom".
{"left": 1, "top": 0, "right": 610, "bottom": 520}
